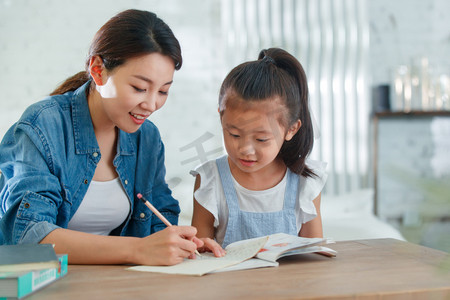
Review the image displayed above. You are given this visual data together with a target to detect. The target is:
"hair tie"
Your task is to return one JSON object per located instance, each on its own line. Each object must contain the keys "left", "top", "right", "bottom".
{"left": 262, "top": 55, "right": 275, "bottom": 65}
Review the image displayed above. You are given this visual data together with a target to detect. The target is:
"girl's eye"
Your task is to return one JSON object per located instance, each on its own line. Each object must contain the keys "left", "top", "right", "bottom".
{"left": 159, "top": 91, "right": 169, "bottom": 96}
{"left": 256, "top": 138, "right": 269, "bottom": 142}
{"left": 229, "top": 132, "right": 240, "bottom": 138}
{"left": 133, "top": 86, "right": 146, "bottom": 93}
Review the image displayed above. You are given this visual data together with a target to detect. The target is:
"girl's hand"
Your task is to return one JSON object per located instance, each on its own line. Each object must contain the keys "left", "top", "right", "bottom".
{"left": 133, "top": 226, "right": 201, "bottom": 266}
{"left": 197, "top": 237, "right": 226, "bottom": 257}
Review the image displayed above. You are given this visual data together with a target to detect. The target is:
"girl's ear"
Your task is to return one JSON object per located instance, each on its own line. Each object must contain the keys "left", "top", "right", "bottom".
{"left": 285, "top": 120, "right": 302, "bottom": 141}
{"left": 88, "top": 56, "right": 105, "bottom": 86}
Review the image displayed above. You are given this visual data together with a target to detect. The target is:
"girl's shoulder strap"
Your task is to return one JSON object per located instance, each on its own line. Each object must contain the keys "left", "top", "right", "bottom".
{"left": 284, "top": 168, "right": 300, "bottom": 210}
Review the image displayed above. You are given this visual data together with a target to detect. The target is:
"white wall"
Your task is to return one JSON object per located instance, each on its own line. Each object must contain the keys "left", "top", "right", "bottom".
{"left": 368, "top": 0, "right": 450, "bottom": 85}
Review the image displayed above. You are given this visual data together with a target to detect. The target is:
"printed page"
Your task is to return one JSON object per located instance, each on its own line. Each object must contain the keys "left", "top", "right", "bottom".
{"left": 127, "top": 236, "right": 268, "bottom": 276}
{"left": 215, "top": 246, "right": 336, "bottom": 273}
{"left": 213, "top": 235, "right": 335, "bottom": 272}
{"left": 277, "top": 246, "right": 337, "bottom": 259}
{"left": 255, "top": 233, "right": 326, "bottom": 262}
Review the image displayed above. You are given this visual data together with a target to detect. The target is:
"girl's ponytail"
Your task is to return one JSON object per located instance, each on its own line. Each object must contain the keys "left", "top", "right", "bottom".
{"left": 259, "top": 48, "right": 316, "bottom": 177}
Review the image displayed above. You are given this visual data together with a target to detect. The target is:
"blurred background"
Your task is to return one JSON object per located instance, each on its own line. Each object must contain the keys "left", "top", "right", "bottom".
{"left": 0, "top": 0, "right": 449, "bottom": 252}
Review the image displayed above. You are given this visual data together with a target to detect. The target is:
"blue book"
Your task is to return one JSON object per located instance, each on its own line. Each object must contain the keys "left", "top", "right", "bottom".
{"left": 0, "top": 244, "right": 59, "bottom": 273}
{"left": 0, "top": 254, "right": 68, "bottom": 299}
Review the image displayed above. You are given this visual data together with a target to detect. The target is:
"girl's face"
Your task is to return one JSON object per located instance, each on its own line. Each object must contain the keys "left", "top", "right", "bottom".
{"left": 221, "top": 97, "right": 300, "bottom": 175}
{"left": 94, "top": 53, "right": 175, "bottom": 133}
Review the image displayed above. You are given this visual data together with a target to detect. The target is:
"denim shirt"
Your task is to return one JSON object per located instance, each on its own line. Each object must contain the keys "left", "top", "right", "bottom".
{"left": 0, "top": 81, "right": 180, "bottom": 245}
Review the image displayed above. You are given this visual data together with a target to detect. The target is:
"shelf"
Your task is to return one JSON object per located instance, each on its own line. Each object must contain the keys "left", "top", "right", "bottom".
{"left": 374, "top": 111, "right": 450, "bottom": 118}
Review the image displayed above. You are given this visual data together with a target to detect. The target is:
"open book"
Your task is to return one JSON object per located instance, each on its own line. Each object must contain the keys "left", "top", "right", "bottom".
{"left": 127, "top": 233, "right": 336, "bottom": 276}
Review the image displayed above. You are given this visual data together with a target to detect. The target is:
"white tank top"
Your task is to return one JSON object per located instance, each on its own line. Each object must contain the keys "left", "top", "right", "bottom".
{"left": 67, "top": 178, "right": 130, "bottom": 235}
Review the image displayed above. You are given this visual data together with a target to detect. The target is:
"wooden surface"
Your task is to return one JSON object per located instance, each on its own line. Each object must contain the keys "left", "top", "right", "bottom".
{"left": 28, "top": 239, "right": 450, "bottom": 300}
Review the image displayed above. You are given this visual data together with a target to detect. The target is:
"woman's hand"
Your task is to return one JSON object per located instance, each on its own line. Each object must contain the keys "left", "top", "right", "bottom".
{"left": 132, "top": 226, "right": 204, "bottom": 266}
{"left": 197, "top": 237, "right": 226, "bottom": 257}
{"left": 42, "top": 226, "right": 205, "bottom": 266}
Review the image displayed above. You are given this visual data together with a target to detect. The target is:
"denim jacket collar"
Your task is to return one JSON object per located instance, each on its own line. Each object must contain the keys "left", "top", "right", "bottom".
{"left": 71, "top": 81, "right": 135, "bottom": 156}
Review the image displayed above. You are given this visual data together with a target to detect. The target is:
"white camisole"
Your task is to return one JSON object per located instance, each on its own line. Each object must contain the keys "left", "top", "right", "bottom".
{"left": 67, "top": 178, "right": 130, "bottom": 235}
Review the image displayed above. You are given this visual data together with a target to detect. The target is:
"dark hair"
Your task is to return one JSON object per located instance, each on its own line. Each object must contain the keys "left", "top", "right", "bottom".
{"left": 218, "top": 48, "right": 315, "bottom": 177}
{"left": 51, "top": 9, "right": 182, "bottom": 95}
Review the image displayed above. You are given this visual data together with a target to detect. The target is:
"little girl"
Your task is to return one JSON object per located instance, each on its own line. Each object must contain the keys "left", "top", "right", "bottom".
{"left": 191, "top": 48, "right": 327, "bottom": 248}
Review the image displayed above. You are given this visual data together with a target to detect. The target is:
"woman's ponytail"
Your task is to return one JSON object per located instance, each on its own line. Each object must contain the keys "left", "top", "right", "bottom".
{"left": 50, "top": 71, "right": 90, "bottom": 96}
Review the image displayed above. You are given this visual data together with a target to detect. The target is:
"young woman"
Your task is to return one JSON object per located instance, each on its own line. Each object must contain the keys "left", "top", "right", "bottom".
{"left": 0, "top": 9, "right": 222, "bottom": 266}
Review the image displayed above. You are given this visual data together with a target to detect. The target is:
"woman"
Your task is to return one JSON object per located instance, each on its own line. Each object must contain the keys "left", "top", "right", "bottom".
{"left": 0, "top": 9, "right": 221, "bottom": 266}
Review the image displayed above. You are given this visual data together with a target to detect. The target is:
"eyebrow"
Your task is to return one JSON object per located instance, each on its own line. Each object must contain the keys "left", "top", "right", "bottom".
{"left": 132, "top": 75, "right": 173, "bottom": 86}
{"left": 225, "top": 124, "right": 272, "bottom": 134}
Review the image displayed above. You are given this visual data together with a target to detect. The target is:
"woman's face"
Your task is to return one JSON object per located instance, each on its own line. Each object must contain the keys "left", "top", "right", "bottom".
{"left": 95, "top": 53, "right": 175, "bottom": 133}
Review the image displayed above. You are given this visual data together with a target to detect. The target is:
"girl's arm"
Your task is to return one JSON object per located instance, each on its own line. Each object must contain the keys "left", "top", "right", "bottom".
{"left": 41, "top": 225, "right": 202, "bottom": 266}
{"left": 299, "top": 193, "right": 323, "bottom": 238}
{"left": 191, "top": 175, "right": 225, "bottom": 257}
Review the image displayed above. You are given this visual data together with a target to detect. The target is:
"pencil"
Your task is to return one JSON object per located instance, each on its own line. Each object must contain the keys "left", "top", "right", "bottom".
{"left": 137, "top": 193, "right": 201, "bottom": 256}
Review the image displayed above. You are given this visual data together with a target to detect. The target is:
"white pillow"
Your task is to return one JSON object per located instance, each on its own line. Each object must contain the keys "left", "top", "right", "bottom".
{"left": 321, "top": 189, "right": 405, "bottom": 241}
{"left": 321, "top": 188, "right": 374, "bottom": 218}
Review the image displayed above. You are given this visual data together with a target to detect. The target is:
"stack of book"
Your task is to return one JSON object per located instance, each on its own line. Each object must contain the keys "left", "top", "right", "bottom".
{"left": 0, "top": 244, "right": 68, "bottom": 299}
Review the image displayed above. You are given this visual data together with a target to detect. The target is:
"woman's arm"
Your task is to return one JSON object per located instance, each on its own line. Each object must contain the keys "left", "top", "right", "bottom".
{"left": 41, "top": 225, "right": 202, "bottom": 266}
{"left": 0, "top": 122, "right": 69, "bottom": 245}
{"left": 298, "top": 193, "right": 323, "bottom": 238}
{"left": 191, "top": 175, "right": 225, "bottom": 256}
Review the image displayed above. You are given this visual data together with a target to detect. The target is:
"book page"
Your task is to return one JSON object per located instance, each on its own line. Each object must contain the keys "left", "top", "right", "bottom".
{"left": 255, "top": 233, "right": 326, "bottom": 262}
{"left": 127, "top": 236, "right": 268, "bottom": 276}
{"left": 277, "top": 246, "right": 337, "bottom": 259}
{"left": 211, "top": 258, "right": 278, "bottom": 273}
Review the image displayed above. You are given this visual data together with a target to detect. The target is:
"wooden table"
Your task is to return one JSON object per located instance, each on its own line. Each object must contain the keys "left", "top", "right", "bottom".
{"left": 29, "top": 239, "right": 450, "bottom": 299}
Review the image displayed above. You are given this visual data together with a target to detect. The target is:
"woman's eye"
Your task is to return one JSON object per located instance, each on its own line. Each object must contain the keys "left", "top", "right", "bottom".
{"left": 159, "top": 91, "right": 169, "bottom": 96}
{"left": 133, "top": 86, "right": 146, "bottom": 93}
{"left": 256, "top": 138, "right": 269, "bottom": 142}
{"left": 229, "top": 132, "right": 240, "bottom": 138}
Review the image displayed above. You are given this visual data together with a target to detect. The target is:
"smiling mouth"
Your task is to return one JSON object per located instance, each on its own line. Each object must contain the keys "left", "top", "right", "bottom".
{"left": 129, "top": 112, "right": 147, "bottom": 120}
{"left": 239, "top": 159, "right": 256, "bottom": 166}
{"left": 241, "top": 159, "right": 255, "bottom": 163}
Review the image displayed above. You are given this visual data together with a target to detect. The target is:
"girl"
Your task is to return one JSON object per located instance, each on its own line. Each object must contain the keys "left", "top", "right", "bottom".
{"left": 192, "top": 48, "right": 327, "bottom": 248}
{"left": 0, "top": 9, "right": 214, "bottom": 265}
